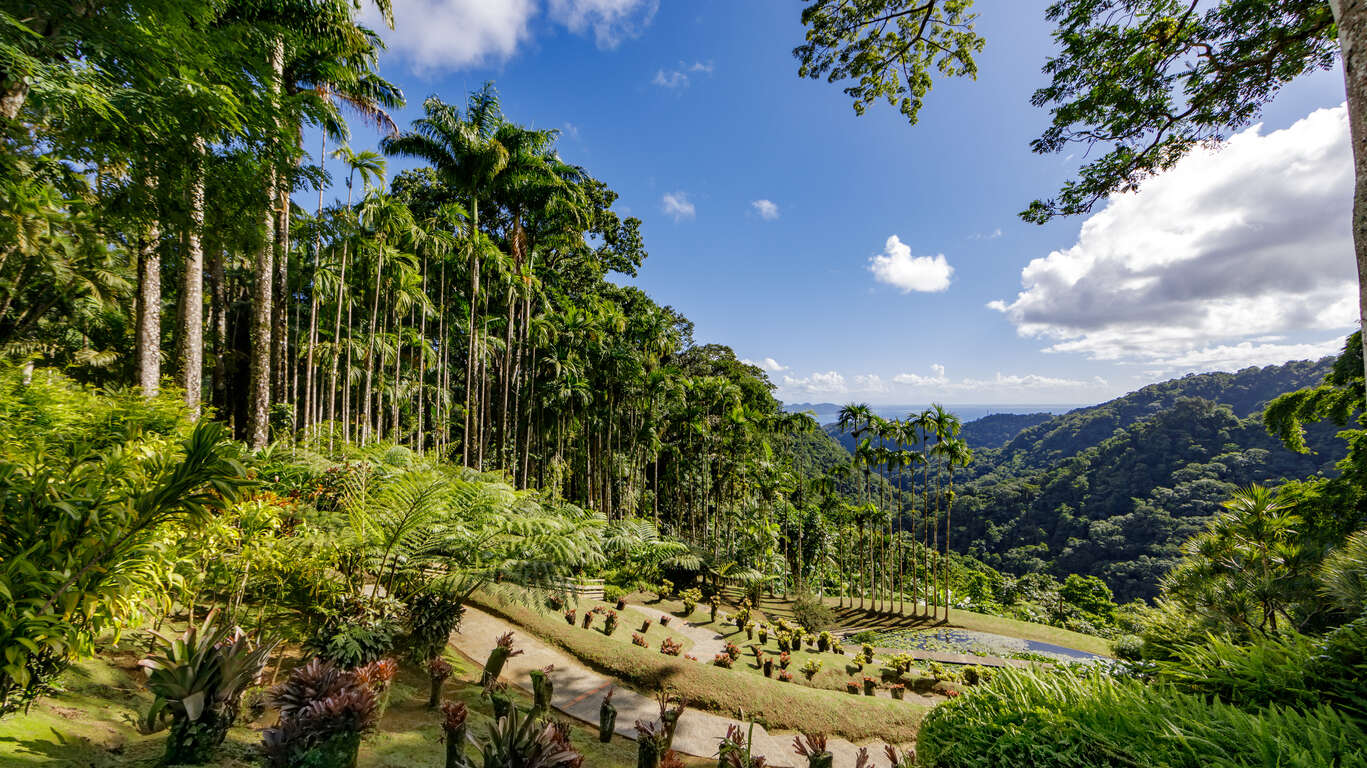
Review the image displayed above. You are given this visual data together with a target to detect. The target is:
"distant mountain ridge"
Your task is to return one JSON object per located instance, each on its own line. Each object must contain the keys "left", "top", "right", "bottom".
{"left": 810, "top": 357, "right": 1346, "bottom": 602}
{"left": 955, "top": 357, "right": 1343, "bottom": 601}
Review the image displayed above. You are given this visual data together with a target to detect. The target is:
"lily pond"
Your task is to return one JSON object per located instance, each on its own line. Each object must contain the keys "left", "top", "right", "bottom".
{"left": 858, "top": 628, "right": 1105, "bottom": 664}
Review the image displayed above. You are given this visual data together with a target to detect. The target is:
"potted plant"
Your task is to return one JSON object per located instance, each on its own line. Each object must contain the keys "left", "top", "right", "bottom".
{"left": 889, "top": 683, "right": 906, "bottom": 700}
{"left": 713, "top": 653, "right": 734, "bottom": 669}
{"left": 801, "top": 659, "right": 822, "bottom": 681}
{"left": 426, "top": 658, "right": 452, "bottom": 709}
{"left": 844, "top": 681, "right": 860, "bottom": 695}
{"left": 632, "top": 632, "right": 648, "bottom": 647}
{"left": 862, "top": 676, "right": 877, "bottom": 696}
{"left": 604, "top": 610, "right": 619, "bottom": 636}
{"left": 564, "top": 609, "right": 577, "bottom": 626}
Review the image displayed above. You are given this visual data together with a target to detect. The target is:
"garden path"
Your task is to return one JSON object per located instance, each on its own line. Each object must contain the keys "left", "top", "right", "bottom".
{"left": 449, "top": 605, "right": 901, "bottom": 767}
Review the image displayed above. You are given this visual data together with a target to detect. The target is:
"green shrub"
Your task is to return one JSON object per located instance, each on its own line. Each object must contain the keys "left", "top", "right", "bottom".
{"left": 1158, "top": 621, "right": 1367, "bottom": 725}
{"left": 680, "top": 587, "right": 702, "bottom": 616}
{"left": 849, "top": 630, "right": 879, "bottom": 645}
{"left": 0, "top": 384, "right": 249, "bottom": 715}
{"left": 793, "top": 593, "right": 835, "bottom": 631}
{"left": 306, "top": 620, "right": 396, "bottom": 669}
{"left": 917, "top": 667, "right": 1367, "bottom": 768}
{"left": 402, "top": 587, "right": 465, "bottom": 663}
{"left": 603, "top": 584, "right": 627, "bottom": 604}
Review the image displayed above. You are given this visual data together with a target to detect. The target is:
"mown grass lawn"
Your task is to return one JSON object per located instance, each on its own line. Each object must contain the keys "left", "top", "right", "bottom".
{"left": 473, "top": 592, "right": 928, "bottom": 744}
{"left": 0, "top": 636, "right": 707, "bottom": 768}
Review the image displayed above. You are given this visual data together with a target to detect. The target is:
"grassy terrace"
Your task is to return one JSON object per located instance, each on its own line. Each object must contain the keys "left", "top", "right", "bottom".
{"left": 0, "top": 639, "right": 705, "bottom": 768}
{"left": 727, "top": 591, "right": 1114, "bottom": 658}
{"left": 471, "top": 592, "right": 928, "bottom": 744}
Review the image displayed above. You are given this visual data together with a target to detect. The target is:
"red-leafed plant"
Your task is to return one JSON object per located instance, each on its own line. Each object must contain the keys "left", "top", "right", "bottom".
{"left": 262, "top": 659, "right": 379, "bottom": 768}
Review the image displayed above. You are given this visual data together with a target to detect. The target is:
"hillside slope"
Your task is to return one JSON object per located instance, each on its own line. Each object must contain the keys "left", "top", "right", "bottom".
{"left": 955, "top": 359, "right": 1345, "bottom": 601}
{"left": 817, "top": 358, "right": 1346, "bottom": 602}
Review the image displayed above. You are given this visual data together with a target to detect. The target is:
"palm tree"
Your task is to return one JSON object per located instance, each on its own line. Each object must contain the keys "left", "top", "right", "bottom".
{"left": 357, "top": 190, "right": 419, "bottom": 443}
{"left": 382, "top": 85, "right": 509, "bottom": 468}
{"left": 939, "top": 437, "right": 971, "bottom": 620}
{"left": 925, "top": 404, "right": 961, "bottom": 618}
{"left": 325, "top": 147, "right": 385, "bottom": 443}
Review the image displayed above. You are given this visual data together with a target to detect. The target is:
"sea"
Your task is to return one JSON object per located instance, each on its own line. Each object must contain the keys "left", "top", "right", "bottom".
{"left": 782, "top": 402, "right": 1087, "bottom": 426}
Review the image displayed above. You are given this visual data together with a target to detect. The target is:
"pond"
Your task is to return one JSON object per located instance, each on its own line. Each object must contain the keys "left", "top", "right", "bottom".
{"left": 856, "top": 627, "right": 1105, "bottom": 664}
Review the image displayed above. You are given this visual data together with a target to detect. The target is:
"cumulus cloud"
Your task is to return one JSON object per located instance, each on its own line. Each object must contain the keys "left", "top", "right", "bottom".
{"left": 366, "top": 0, "right": 654, "bottom": 72}
{"left": 991, "top": 105, "right": 1357, "bottom": 372}
{"left": 781, "top": 371, "right": 848, "bottom": 395}
{"left": 742, "top": 357, "right": 788, "bottom": 372}
{"left": 751, "top": 199, "right": 780, "bottom": 220}
{"left": 548, "top": 0, "right": 657, "bottom": 48}
{"left": 868, "top": 235, "right": 954, "bottom": 293}
{"left": 854, "top": 374, "right": 888, "bottom": 392}
{"left": 780, "top": 364, "right": 1112, "bottom": 401}
{"left": 958, "top": 373, "right": 1107, "bottom": 391}
{"left": 652, "top": 60, "right": 713, "bottom": 88}
{"left": 893, "top": 364, "right": 949, "bottom": 387}
{"left": 661, "top": 191, "right": 695, "bottom": 221}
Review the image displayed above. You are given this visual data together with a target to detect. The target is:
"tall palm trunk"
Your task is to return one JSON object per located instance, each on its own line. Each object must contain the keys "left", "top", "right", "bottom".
{"left": 248, "top": 36, "right": 284, "bottom": 449}
{"left": 177, "top": 138, "right": 205, "bottom": 417}
{"left": 462, "top": 198, "right": 480, "bottom": 467}
{"left": 135, "top": 171, "right": 161, "bottom": 398}
{"left": 209, "top": 246, "right": 228, "bottom": 416}
{"left": 361, "top": 243, "right": 384, "bottom": 444}
{"left": 304, "top": 133, "right": 325, "bottom": 436}
{"left": 328, "top": 180, "right": 356, "bottom": 446}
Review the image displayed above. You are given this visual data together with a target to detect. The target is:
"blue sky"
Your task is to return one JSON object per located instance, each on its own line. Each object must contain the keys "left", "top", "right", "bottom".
{"left": 330, "top": 0, "right": 1358, "bottom": 407}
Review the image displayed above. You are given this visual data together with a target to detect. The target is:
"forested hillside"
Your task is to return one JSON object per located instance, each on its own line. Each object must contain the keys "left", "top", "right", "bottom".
{"left": 818, "top": 359, "right": 1347, "bottom": 602}
{"left": 955, "top": 360, "right": 1345, "bottom": 601}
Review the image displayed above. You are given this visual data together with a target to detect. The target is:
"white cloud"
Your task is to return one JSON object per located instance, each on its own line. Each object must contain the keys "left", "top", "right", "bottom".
{"left": 661, "top": 191, "right": 695, "bottom": 222}
{"left": 742, "top": 357, "right": 788, "bottom": 373}
{"left": 652, "top": 60, "right": 713, "bottom": 88}
{"left": 854, "top": 374, "right": 888, "bottom": 392}
{"left": 779, "top": 364, "right": 1113, "bottom": 401}
{"left": 366, "top": 0, "right": 654, "bottom": 73}
{"left": 781, "top": 371, "right": 847, "bottom": 395}
{"left": 969, "top": 227, "right": 1002, "bottom": 240}
{"left": 751, "top": 199, "right": 780, "bottom": 221}
{"left": 868, "top": 235, "right": 954, "bottom": 293}
{"left": 893, "top": 364, "right": 949, "bottom": 387}
{"left": 652, "top": 69, "right": 688, "bottom": 88}
{"left": 991, "top": 104, "right": 1358, "bottom": 372}
{"left": 562, "top": 122, "right": 580, "bottom": 139}
{"left": 547, "top": 0, "right": 657, "bottom": 48}
{"left": 957, "top": 373, "right": 1106, "bottom": 391}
